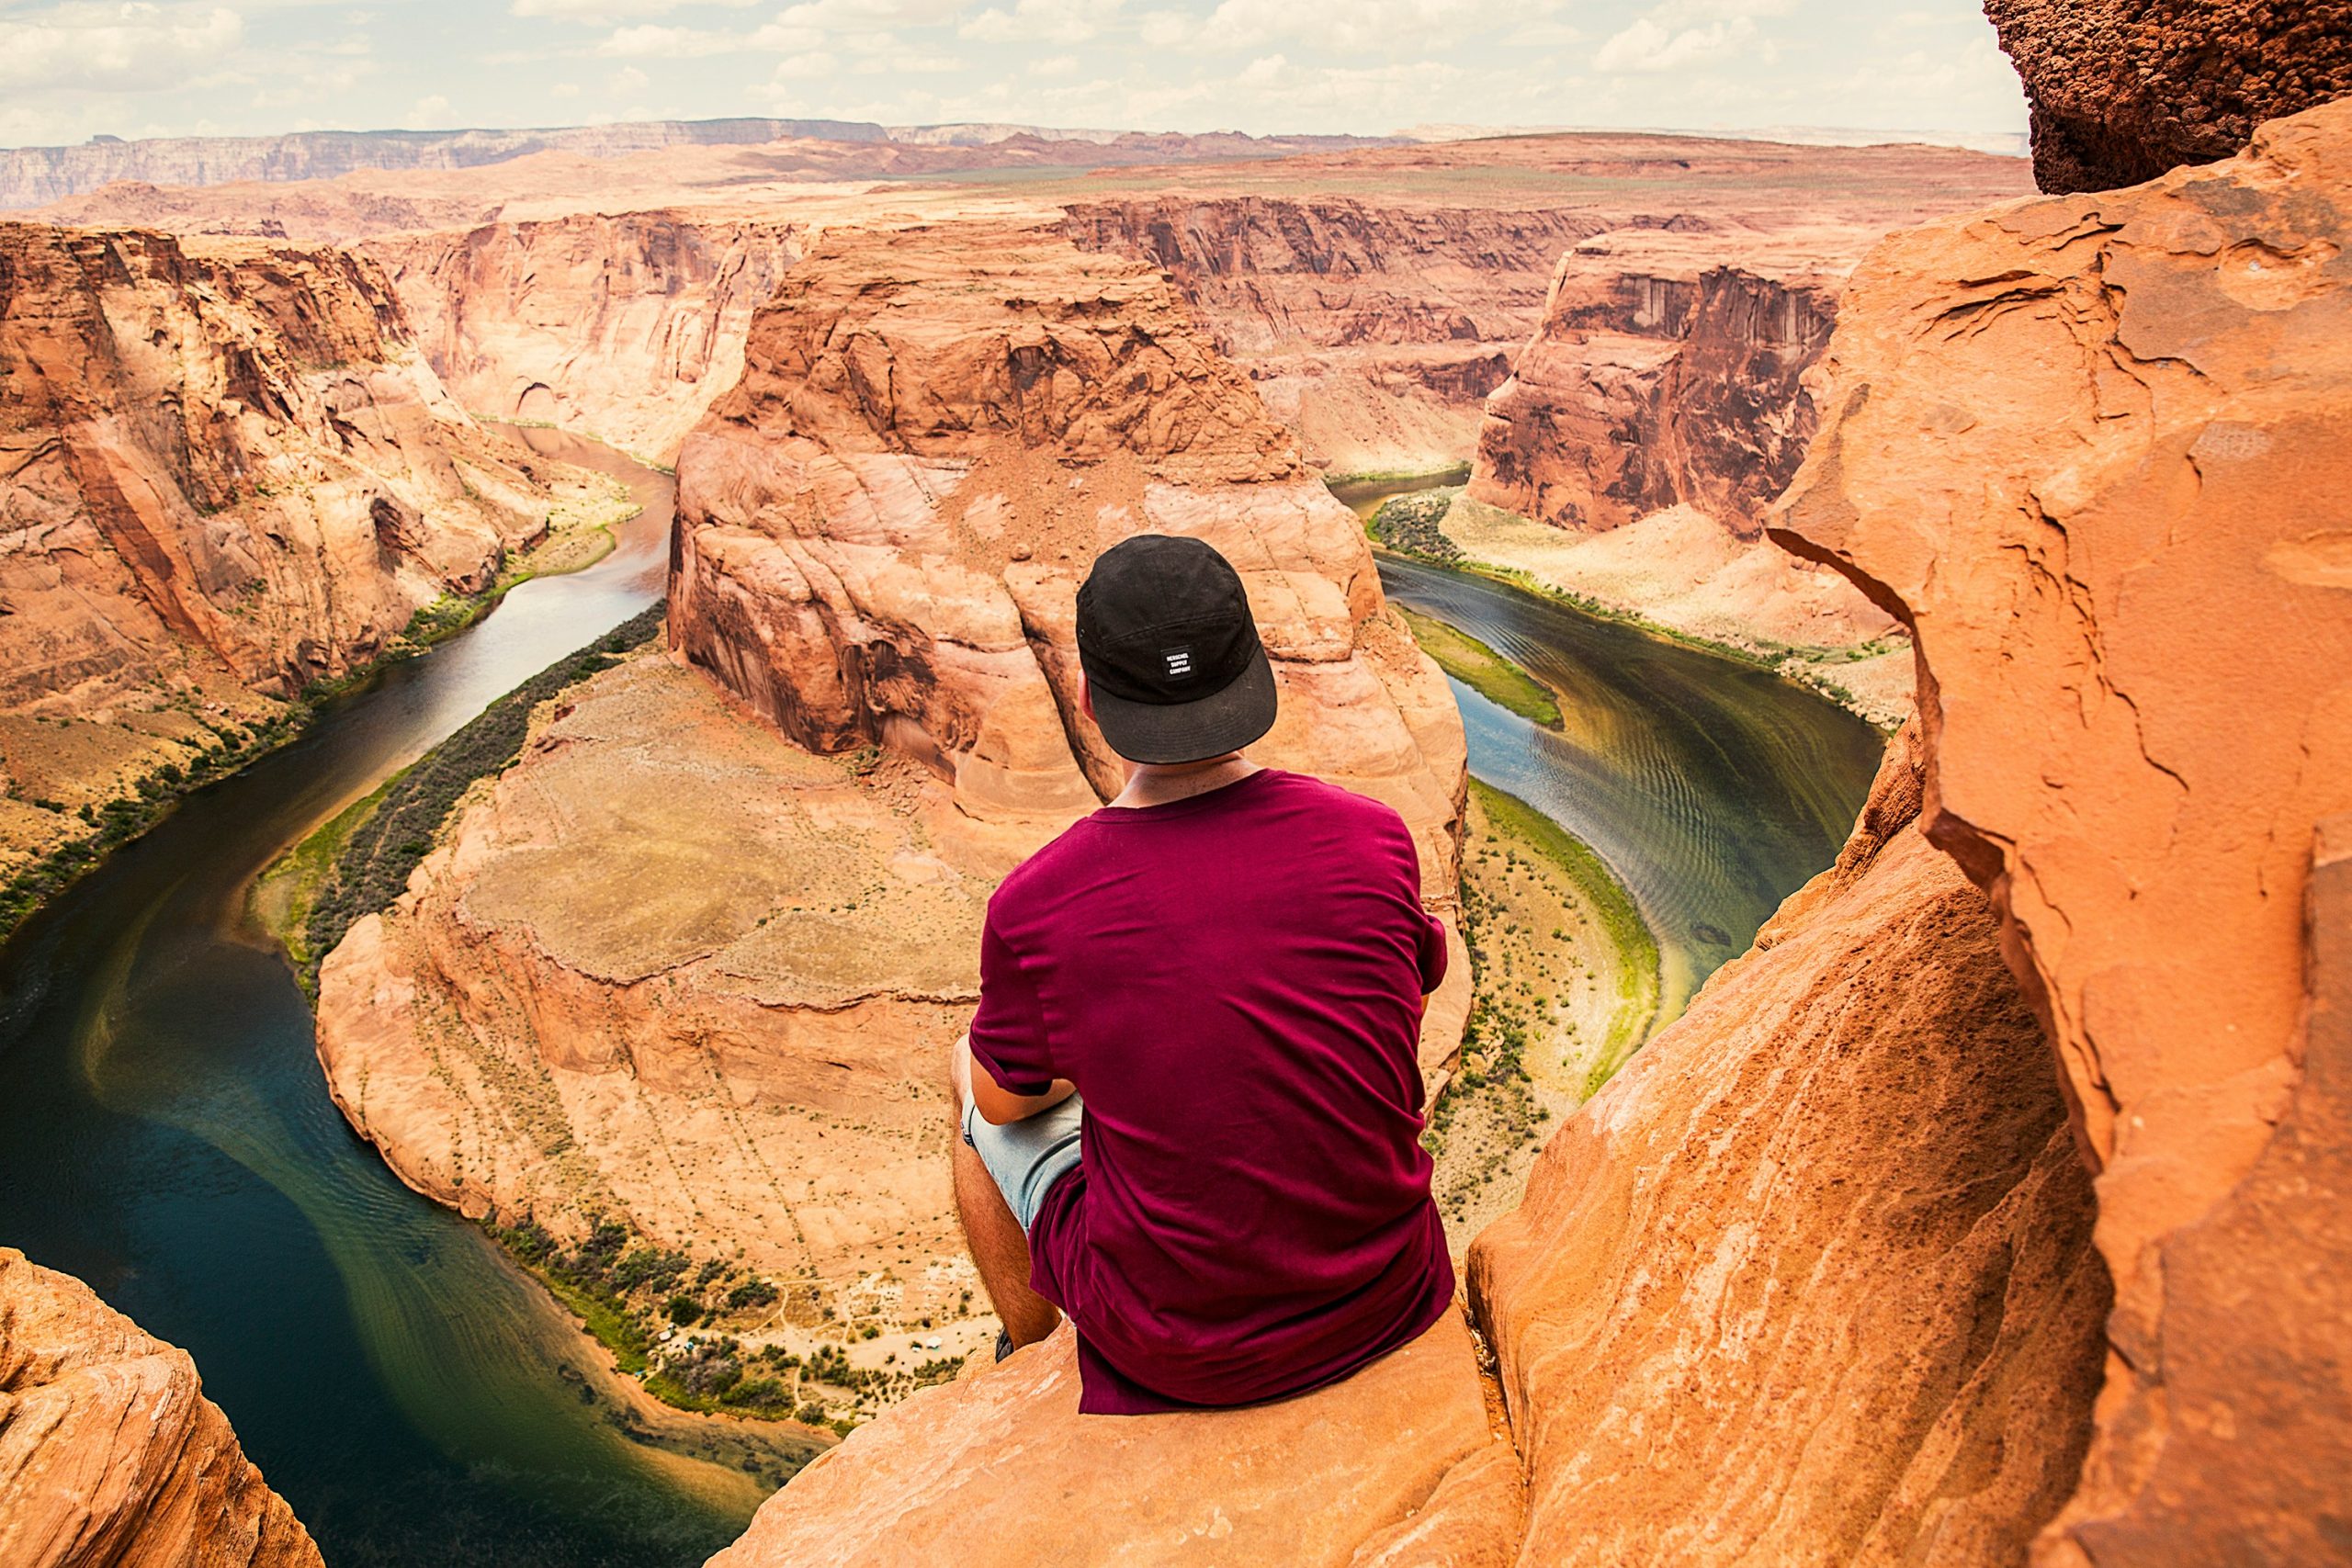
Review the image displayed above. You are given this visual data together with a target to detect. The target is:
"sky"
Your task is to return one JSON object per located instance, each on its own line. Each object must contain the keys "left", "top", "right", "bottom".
{"left": 0, "top": 0, "right": 2030, "bottom": 150}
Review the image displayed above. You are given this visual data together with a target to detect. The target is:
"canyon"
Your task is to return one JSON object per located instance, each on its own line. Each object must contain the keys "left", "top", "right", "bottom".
{"left": 2, "top": 12, "right": 2346, "bottom": 1561}
{"left": 315, "top": 224, "right": 1472, "bottom": 1375}
{"left": 0, "top": 222, "right": 617, "bottom": 901}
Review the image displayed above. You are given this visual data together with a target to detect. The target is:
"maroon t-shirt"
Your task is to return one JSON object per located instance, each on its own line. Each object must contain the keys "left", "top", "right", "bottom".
{"left": 967, "top": 767, "right": 1453, "bottom": 1415}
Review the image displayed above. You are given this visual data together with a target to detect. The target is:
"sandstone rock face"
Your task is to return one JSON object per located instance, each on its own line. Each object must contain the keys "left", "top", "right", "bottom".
{"left": 1467, "top": 728, "right": 2109, "bottom": 1565}
{"left": 1983, "top": 0, "right": 2352, "bottom": 193}
{"left": 1063, "top": 197, "right": 1591, "bottom": 477}
{"left": 1469, "top": 231, "right": 1857, "bottom": 539}
{"left": 0, "top": 224, "right": 552, "bottom": 716}
{"left": 1773, "top": 98, "right": 2352, "bottom": 1562}
{"left": 363, "top": 213, "right": 802, "bottom": 461}
{"left": 0, "top": 222, "right": 581, "bottom": 877}
{"left": 707, "top": 1312, "right": 1519, "bottom": 1568}
{"left": 0, "top": 1248, "right": 322, "bottom": 1568}
{"left": 668, "top": 223, "right": 1469, "bottom": 1062}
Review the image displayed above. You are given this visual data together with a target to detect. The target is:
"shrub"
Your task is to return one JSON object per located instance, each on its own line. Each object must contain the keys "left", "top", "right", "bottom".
{"left": 665, "top": 1294, "right": 703, "bottom": 1325}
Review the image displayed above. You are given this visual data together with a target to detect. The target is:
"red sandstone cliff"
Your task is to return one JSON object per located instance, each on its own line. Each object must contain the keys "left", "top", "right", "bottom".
{"left": 1468, "top": 231, "right": 1855, "bottom": 538}
{"left": 0, "top": 1248, "right": 322, "bottom": 1568}
{"left": 362, "top": 213, "right": 802, "bottom": 462}
{"left": 1774, "top": 97, "right": 2352, "bottom": 1562}
{"left": 0, "top": 223, "right": 584, "bottom": 881}
{"left": 1983, "top": 0, "right": 2352, "bottom": 193}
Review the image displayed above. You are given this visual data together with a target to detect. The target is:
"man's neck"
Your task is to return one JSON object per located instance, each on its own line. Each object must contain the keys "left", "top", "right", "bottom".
{"left": 1109, "top": 752, "right": 1260, "bottom": 810}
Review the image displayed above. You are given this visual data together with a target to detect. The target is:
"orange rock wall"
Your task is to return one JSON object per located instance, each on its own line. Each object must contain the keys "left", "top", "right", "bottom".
{"left": 1467, "top": 728, "right": 2108, "bottom": 1564}
{"left": 0, "top": 1248, "right": 322, "bottom": 1568}
{"left": 1467, "top": 238, "right": 1847, "bottom": 539}
{"left": 1774, "top": 98, "right": 2352, "bottom": 1562}
{"left": 0, "top": 223, "right": 553, "bottom": 715}
{"left": 365, "top": 212, "right": 801, "bottom": 462}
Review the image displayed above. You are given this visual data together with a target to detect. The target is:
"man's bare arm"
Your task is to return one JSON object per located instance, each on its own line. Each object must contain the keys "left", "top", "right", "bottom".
{"left": 956, "top": 1034, "right": 1077, "bottom": 1125}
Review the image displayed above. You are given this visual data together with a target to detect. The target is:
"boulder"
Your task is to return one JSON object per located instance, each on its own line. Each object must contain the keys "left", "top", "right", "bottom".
{"left": 0, "top": 1248, "right": 322, "bottom": 1568}
{"left": 1774, "top": 97, "right": 2352, "bottom": 1562}
{"left": 1983, "top": 0, "right": 2352, "bottom": 193}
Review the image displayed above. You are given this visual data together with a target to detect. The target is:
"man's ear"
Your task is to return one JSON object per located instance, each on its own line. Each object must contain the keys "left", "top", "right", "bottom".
{"left": 1080, "top": 676, "right": 1095, "bottom": 723}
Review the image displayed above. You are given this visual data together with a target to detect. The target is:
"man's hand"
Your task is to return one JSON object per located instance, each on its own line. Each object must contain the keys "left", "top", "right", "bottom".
{"left": 955, "top": 1034, "right": 1077, "bottom": 1126}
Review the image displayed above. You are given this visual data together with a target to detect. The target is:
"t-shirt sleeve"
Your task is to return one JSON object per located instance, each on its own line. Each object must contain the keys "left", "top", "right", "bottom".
{"left": 967, "top": 906, "right": 1057, "bottom": 1096}
{"left": 1416, "top": 903, "right": 1449, "bottom": 996}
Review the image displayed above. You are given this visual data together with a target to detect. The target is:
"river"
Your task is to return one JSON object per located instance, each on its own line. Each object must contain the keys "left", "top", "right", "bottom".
{"left": 0, "top": 458, "right": 1879, "bottom": 1568}
{"left": 0, "top": 431, "right": 809, "bottom": 1568}
{"left": 1341, "top": 476, "right": 1883, "bottom": 1023}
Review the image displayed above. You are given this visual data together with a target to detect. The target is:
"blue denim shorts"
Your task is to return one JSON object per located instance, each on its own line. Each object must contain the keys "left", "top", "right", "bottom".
{"left": 960, "top": 1092, "right": 1084, "bottom": 1232}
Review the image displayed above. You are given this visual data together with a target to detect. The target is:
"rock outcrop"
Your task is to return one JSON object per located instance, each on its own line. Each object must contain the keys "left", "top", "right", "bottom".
{"left": 317, "top": 222, "right": 1468, "bottom": 1361}
{"left": 0, "top": 222, "right": 579, "bottom": 876}
{"left": 319, "top": 651, "right": 1001, "bottom": 1331}
{"left": 1469, "top": 725, "right": 2108, "bottom": 1563}
{"left": 708, "top": 1313, "right": 1519, "bottom": 1568}
{"left": 668, "top": 223, "right": 1467, "bottom": 941}
{"left": 1468, "top": 231, "right": 1857, "bottom": 539}
{"left": 0, "top": 1248, "right": 322, "bottom": 1568}
{"left": 364, "top": 213, "right": 802, "bottom": 461}
{"left": 1062, "top": 197, "right": 1591, "bottom": 478}
{"left": 1774, "top": 97, "right": 2352, "bottom": 1562}
{"left": 701, "top": 724, "right": 2111, "bottom": 1566}
{"left": 1983, "top": 0, "right": 2352, "bottom": 193}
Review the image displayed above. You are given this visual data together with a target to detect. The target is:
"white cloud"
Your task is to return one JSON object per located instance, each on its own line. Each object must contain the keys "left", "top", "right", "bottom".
{"left": 0, "top": 3, "right": 245, "bottom": 94}
{"left": 1594, "top": 14, "right": 1758, "bottom": 73}
{"left": 513, "top": 0, "right": 756, "bottom": 19}
{"left": 409, "top": 92, "right": 451, "bottom": 123}
{"left": 1033, "top": 52, "right": 1079, "bottom": 76}
{"left": 959, "top": 0, "right": 1121, "bottom": 45}
{"left": 594, "top": 23, "right": 736, "bottom": 56}
{"left": 1170, "top": 0, "right": 1510, "bottom": 56}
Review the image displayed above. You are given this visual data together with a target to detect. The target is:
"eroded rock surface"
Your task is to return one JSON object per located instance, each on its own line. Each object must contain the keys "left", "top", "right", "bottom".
{"left": 0, "top": 222, "right": 578, "bottom": 875}
{"left": 319, "top": 653, "right": 1001, "bottom": 1327}
{"left": 1774, "top": 97, "right": 2352, "bottom": 1562}
{"left": 0, "top": 1248, "right": 322, "bottom": 1568}
{"left": 1468, "top": 728, "right": 2108, "bottom": 1565}
{"left": 1984, "top": 0, "right": 2352, "bottom": 193}
{"left": 707, "top": 1312, "right": 1518, "bottom": 1568}
{"left": 365, "top": 213, "right": 802, "bottom": 461}
{"left": 668, "top": 223, "right": 1469, "bottom": 1048}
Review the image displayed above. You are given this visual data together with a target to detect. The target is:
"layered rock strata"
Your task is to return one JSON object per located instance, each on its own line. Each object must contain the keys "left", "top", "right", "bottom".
{"left": 1469, "top": 231, "right": 1860, "bottom": 539}
{"left": 319, "top": 224, "right": 1468, "bottom": 1350}
{"left": 1062, "top": 197, "right": 1591, "bottom": 478}
{"left": 0, "top": 1248, "right": 322, "bottom": 1568}
{"left": 1983, "top": 0, "right": 2352, "bottom": 193}
{"left": 0, "top": 223, "right": 572, "bottom": 874}
{"left": 667, "top": 224, "right": 1468, "bottom": 998}
{"left": 362, "top": 213, "right": 802, "bottom": 461}
{"left": 1774, "top": 97, "right": 2352, "bottom": 1562}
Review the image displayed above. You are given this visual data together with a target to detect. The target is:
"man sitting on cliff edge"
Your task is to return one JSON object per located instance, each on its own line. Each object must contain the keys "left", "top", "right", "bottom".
{"left": 951, "top": 533, "right": 1454, "bottom": 1414}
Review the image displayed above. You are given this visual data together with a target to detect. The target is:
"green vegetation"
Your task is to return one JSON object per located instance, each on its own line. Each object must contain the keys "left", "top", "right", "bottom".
{"left": 2, "top": 706, "right": 309, "bottom": 942}
{"left": 1323, "top": 460, "right": 1473, "bottom": 491}
{"left": 263, "top": 603, "right": 666, "bottom": 990}
{"left": 1364, "top": 486, "right": 1466, "bottom": 561}
{"left": 1473, "top": 781, "right": 1660, "bottom": 1089}
{"left": 1395, "top": 605, "right": 1562, "bottom": 728}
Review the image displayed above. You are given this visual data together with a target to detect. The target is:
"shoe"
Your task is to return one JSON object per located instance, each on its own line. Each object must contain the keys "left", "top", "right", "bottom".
{"left": 994, "top": 1327, "right": 1014, "bottom": 1363}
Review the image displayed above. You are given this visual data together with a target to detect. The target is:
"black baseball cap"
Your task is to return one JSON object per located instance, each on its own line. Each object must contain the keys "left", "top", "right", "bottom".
{"left": 1075, "top": 534, "right": 1278, "bottom": 764}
